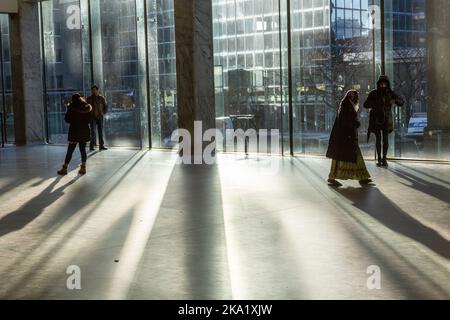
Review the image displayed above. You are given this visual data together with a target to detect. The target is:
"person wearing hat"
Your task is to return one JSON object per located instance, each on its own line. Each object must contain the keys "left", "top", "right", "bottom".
{"left": 57, "top": 94, "right": 93, "bottom": 176}
{"left": 364, "top": 75, "right": 404, "bottom": 167}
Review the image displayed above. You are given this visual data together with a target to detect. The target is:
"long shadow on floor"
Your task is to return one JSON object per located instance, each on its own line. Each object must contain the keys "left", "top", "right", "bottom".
{"left": 389, "top": 167, "right": 450, "bottom": 206}
{"left": 0, "top": 151, "right": 146, "bottom": 298}
{"left": 130, "top": 164, "right": 232, "bottom": 299}
{"left": 336, "top": 186, "right": 450, "bottom": 260}
{"left": 0, "top": 177, "right": 79, "bottom": 237}
{"left": 396, "top": 163, "right": 450, "bottom": 186}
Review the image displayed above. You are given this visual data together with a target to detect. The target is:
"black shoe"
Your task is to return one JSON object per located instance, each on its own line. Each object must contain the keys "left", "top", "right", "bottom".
{"left": 90, "top": 146, "right": 95, "bottom": 151}
{"left": 381, "top": 159, "right": 388, "bottom": 168}
{"left": 328, "top": 179, "right": 343, "bottom": 187}
{"left": 99, "top": 146, "right": 108, "bottom": 151}
{"left": 376, "top": 160, "right": 382, "bottom": 167}
{"left": 359, "top": 179, "right": 374, "bottom": 186}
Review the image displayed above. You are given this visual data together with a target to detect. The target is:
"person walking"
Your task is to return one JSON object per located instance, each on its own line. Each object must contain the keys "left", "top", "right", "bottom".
{"left": 364, "top": 75, "right": 404, "bottom": 167}
{"left": 57, "top": 94, "right": 93, "bottom": 176}
{"left": 326, "top": 90, "right": 373, "bottom": 187}
{"left": 87, "top": 85, "right": 108, "bottom": 151}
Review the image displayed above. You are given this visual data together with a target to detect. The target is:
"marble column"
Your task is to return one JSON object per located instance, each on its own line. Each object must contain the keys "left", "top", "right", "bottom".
{"left": 424, "top": 0, "right": 450, "bottom": 157}
{"left": 174, "top": 0, "right": 215, "bottom": 161}
{"left": 9, "top": 0, "right": 45, "bottom": 145}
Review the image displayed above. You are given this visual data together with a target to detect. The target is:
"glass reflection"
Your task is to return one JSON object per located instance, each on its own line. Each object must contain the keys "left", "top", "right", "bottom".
{"left": 35, "top": 0, "right": 450, "bottom": 160}
{"left": 148, "top": 0, "right": 178, "bottom": 148}
{"left": 212, "top": 0, "right": 284, "bottom": 154}
{"left": 41, "top": 0, "right": 89, "bottom": 144}
{"left": 291, "top": 0, "right": 378, "bottom": 156}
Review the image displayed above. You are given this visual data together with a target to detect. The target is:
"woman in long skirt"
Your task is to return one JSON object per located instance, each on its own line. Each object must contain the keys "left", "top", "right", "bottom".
{"left": 326, "top": 90, "right": 373, "bottom": 187}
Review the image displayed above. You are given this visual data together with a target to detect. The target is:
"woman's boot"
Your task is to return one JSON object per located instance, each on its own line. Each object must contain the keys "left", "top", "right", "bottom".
{"left": 57, "top": 164, "right": 68, "bottom": 176}
{"left": 79, "top": 164, "right": 87, "bottom": 175}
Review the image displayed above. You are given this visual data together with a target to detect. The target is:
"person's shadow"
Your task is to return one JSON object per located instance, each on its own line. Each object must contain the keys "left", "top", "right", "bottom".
{"left": 0, "top": 176, "right": 79, "bottom": 238}
{"left": 336, "top": 186, "right": 450, "bottom": 260}
{"left": 390, "top": 167, "right": 450, "bottom": 207}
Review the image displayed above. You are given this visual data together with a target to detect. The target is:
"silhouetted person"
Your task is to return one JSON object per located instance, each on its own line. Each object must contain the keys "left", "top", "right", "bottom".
{"left": 88, "top": 85, "right": 108, "bottom": 151}
{"left": 58, "top": 94, "right": 93, "bottom": 176}
{"left": 364, "top": 75, "right": 404, "bottom": 167}
{"left": 326, "top": 90, "right": 373, "bottom": 187}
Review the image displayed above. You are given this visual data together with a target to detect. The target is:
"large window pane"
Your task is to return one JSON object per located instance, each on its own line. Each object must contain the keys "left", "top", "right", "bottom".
{"left": 213, "top": 0, "right": 284, "bottom": 154}
{"left": 42, "top": 0, "right": 90, "bottom": 144}
{"left": 385, "top": 0, "right": 433, "bottom": 159}
{"left": 41, "top": 0, "right": 174, "bottom": 149}
{"left": 1, "top": 14, "right": 14, "bottom": 145}
{"left": 92, "top": 0, "right": 142, "bottom": 148}
{"left": 148, "top": 0, "right": 178, "bottom": 148}
{"left": 292, "top": 0, "right": 379, "bottom": 157}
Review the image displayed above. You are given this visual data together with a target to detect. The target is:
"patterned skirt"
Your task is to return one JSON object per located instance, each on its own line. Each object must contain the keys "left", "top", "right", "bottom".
{"left": 328, "top": 148, "right": 371, "bottom": 181}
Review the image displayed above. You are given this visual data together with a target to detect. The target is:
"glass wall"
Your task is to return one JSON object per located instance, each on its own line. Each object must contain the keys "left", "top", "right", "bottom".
{"left": 37, "top": 0, "right": 450, "bottom": 160}
{"left": 385, "top": 0, "right": 429, "bottom": 159}
{"left": 0, "top": 14, "right": 13, "bottom": 146}
{"left": 290, "top": 0, "right": 380, "bottom": 156}
{"left": 286, "top": 0, "right": 450, "bottom": 161}
{"left": 149, "top": 0, "right": 178, "bottom": 148}
{"left": 41, "top": 0, "right": 176, "bottom": 149}
{"left": 90, "top": 0, "right": 142, "bottom": 148}
{"left": 212, "top": 0, "right": 285, "bottom": 153}
{"left": 41, "top": 0, "right": 91, "bottom": 144}
{"left": 211, "top": 0, "right": 450, "bottom": 160}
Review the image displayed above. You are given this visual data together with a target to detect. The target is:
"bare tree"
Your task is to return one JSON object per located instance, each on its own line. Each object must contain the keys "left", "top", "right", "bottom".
{"left": 300, "top": 35, "right": 374, "bottom": 111}
{"left": 392, "top": 47, "right": 427, "bottom": 125}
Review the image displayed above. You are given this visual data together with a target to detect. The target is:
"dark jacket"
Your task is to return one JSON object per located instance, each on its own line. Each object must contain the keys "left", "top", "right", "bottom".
{"left": 87, "top": 95, "right": 108, "bottom": 120}
{"left": 326, "top": 98, "right": 361, "bottom": 163}
{"left": 364, "top": 76, "right": 404, "bottom": 140}
{"left": 65, "top": 100, "right": 93, "bottom": 143}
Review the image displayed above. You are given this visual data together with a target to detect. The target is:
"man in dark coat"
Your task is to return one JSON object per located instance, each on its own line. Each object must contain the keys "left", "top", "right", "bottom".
{"left": 364, "top": 75, "right": 404, "bottom": 167}
{"left": 87, "top": 85, "right": 108, "bottom": 151}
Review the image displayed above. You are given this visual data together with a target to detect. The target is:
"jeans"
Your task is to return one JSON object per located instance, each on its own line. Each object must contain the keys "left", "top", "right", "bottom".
{"left": 90, "top": 117, "right": 105, "bottom": 148}
{"left": 64, "top": 142, "right": 87, "bottom": 165}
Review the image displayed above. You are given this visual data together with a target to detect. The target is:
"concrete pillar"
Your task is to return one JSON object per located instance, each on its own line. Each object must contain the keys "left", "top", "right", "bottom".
{"left": 425, "top": 0, "right": 450, "bottom": 157}
{"left": 174, "top": 0, "right": 215, "bottom": 161}
{"left": 9, "top": 0, "right": 45, "bottom": 145}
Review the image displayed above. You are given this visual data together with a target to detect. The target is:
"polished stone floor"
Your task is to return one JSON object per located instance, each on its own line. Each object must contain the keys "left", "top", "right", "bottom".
{"left": 0, "top": 145, "right": 449, "bottom": 300}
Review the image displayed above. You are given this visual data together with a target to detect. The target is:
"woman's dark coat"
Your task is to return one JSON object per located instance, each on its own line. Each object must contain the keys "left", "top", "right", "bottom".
{"left": 65, "top": 100, "right": 93, "bottom": 143}
{"left": 326, "top": 98, "right": 360, "bottom": 164}
{"left": 364, "top": 76, "right": 404, "bottom": 141}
